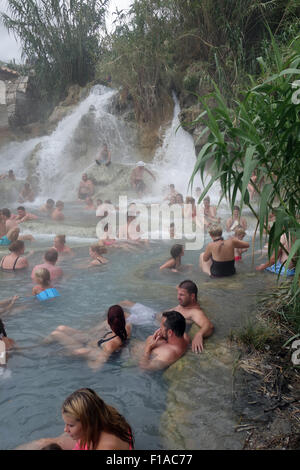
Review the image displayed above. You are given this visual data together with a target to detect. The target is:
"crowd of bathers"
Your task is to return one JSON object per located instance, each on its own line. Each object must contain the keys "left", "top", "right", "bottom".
{"left": 0, "top": 174, "right": 296, "bottom": 450}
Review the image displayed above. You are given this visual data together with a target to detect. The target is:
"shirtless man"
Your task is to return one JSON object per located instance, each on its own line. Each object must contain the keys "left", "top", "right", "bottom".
{"left": 130, "top": 161, "right": 156, "bottom": 196}
{"left": 51, "top": 201, "right": 65, "bottom": 221}
{"left": 95, "top": 143, "right": 111, "bottom": 166}
{"left": 40, "top": 199, "right": 55, "bottom": 216}
{"left": 140, "top": 311, "right": 189, "bottom": 371}
{"left": 31, "top": 249, "right": 63, "bottom": 282}
{"left": 0, "top": 169, "right": 15, "bottom": 181}
{"left": 164, "top": 184, "right": 178, "bottom": 201}
{"left": 199, "top": 225, "right": 249, "bottom": 277}
{"left": 18, "top": 182, "right": 35, "bottom": 203}
{"left": 120, "top": 279, "right": 214, "bottom": 353}
{"left": 78, "top": 173, "right": 94, "bottom": 200}
{"left": 226, "top": 206, "right": 247, "bottom": 232}
{"left": 15, "top": 206, "right": 38, "bottom": 223}
{"left": 2, "top": 209, "right": 18, "bottom": 232}
{"left": 170, "top": 280, "right": 214, "bottom": 353}
{"left": 203, "top": 196, "right": 220, "bottom": 228}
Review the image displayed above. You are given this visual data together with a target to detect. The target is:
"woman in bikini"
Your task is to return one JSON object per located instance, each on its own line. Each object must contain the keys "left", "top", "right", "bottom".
{"left": 0, "top": 240, "right": 29, "bottom": 271}
{"left": 46, "top": 305, "right": 131, "bottom": 370}
{"left": 16, "top": 388, "right": 134, "bottom": 450}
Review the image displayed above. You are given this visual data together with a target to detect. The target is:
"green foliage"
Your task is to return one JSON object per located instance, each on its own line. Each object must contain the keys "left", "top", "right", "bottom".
{"left": 2, "top": 0, "right": 109, "bottom": 105}
{"left": 190, "top": 34, "right": 300, "bottom": 293}
{"left": 97, "top": 0, "right": 177, "bottom": 122}
{"left": 97, "top": 0, "right": 300, "bottom": 123}
{"left": 230, "top": 319, "right": 280, "bottom": 351}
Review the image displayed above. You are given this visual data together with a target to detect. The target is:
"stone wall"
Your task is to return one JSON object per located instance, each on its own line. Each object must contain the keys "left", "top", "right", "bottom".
{"left": 0, "top": 66, "right": 39, "bottom": 129}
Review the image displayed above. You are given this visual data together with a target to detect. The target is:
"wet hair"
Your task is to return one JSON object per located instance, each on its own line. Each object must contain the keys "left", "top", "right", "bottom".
{"left": 40, "top": 443, "right": 63, "bottom": 450}
{"left": 17, "top": 206, "right": 25, "bottom": 212}
{"left": 2, "top": 208, "right": 11, "bottom": 218}
{"left": 208, "top": 225, "right": 223, "bottom": 238}
{"left": 46, "top": 199, "right": 55, "bottom": 206}
{"left": 178, "top": 280, "right": 198, "bottom": 301}
{"left": 0, "top": 318, "right": 7, "bottom": 337}
{"left": 170, "top": 244, "right": 183, "bottom": 259}
{"left": 44, "top": 248, "right": 58, "bottom": 263}
{"left": 55, "top": 201, "right": 64, "bottom": 208}
{"left": 234, "top": 226, "right": 246, "bottom": 237}
{"left": 34, "top": 268, "right": 51, "bottom": 287}
{"left": 233, "top": 206, "right": 240, "bottom": 212}
{"left": 162, "top": 311, "right": 186, "bottom": 338}
{"left": 55, "top": 234, "right": 66, "bottom": 244}
{"left": 107, "top": 305, "right": 128, "bottom": 343}
{"left": 9, "top": 240, "right": 24, "bottom": 253}
{"left": 175, "top": 193, "right": 184, "bottom": 203}
{"left": 170, "top": 184, "right": 175, "bottom": 189}
{"left": 61, "top": 388, "right": 133, "bottom": 450}
{"left": 90, "top": 244, "right": 107, "bottom": 256}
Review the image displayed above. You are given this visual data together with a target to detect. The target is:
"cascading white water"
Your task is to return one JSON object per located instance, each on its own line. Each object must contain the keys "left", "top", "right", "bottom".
{"left": 0, "top": 85, "right": 221, "bottom": 207}
{"left": 35, "top": 85, "right": 138, "bottom": 202}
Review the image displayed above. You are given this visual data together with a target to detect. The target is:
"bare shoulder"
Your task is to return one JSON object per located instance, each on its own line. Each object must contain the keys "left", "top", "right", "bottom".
{"left": 97, "top": 432, "right": 130, "bottom": 450}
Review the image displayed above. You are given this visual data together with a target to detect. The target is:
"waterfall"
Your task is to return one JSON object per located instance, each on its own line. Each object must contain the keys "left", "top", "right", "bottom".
{"left": 0, "top": 86, "right": 220, "bottom": 206}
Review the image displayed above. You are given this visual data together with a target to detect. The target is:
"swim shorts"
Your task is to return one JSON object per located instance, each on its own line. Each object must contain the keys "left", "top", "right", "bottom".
{"left": 127, "top": 303, "right": 156, "bottom": 325}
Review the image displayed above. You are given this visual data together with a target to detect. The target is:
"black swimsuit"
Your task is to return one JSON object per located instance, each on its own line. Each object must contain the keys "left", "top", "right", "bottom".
{"left": 97, "top": 331, "right": 117, "bottom": 348}
{"left": 210, "top": 259, "right": 236, "bottom": 277}
{"left": 0, "top": 256, "right": 21, "bottom": 272}
{"left": 210, "top": 237, "right": 236, "bottom": 277}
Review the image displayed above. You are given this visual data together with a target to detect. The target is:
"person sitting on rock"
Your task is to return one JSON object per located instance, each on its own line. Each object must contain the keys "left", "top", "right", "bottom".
{"left": 95, "top": 143, "right": 111, "bottom": 167}
{"left": 78, "top": 174, "right": 94, "bottom": 200}
{"left": 18, "top": 182, "right": 35, "bottom": 203}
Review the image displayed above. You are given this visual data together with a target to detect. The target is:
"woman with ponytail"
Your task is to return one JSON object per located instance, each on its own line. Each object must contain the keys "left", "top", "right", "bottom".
{"left": 47, "top": 305, "right": 131, "bottom": 370}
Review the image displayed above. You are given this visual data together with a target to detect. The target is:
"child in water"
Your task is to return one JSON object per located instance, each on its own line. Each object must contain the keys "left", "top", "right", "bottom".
{"left": 233, "top": 226, "right": 248, "bottom": 261}
{"left": 160, "top": 244, "right": 192, "bottom": 272}
{"left": 32, "top": 268, "right": 60, "bottom": 301}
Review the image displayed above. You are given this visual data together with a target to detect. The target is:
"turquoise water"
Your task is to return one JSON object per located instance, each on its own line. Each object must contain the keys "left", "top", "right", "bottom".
{"left": 0, "top": 205, "right": 276, "bottom": 450}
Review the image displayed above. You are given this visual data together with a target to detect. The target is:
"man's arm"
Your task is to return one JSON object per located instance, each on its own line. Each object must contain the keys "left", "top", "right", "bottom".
{"left": 190, "top": 309, "right": 214, "bottom": 353}
{"left": 139, "top": 331, "right": 172, "bottom": 371}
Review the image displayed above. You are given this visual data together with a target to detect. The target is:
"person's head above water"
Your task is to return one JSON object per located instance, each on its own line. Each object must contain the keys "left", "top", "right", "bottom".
{"left": 34, "top": 268, "right": 51, "bottom": 287}
{"left": 170, "top": 244, "right": 184, "bottom": 259}
{"left": 44, "top": 248, "right": 59, "bottom": 264}
{"left": 177, "top": 280, "right": 198, "bottom": 304}
{"left": 61, "top": 388, "right": 133, "bottom": 450}
{"left": 161, "top": 311, "right": 186, "bottom": 339}
{"left": 208, "top": 225, "right": 223, "bottom": 238}
{"left": 17, "top": 206, "right": 26, "bottom": 217}
{"left": 46, "top": 199, "right": 55, "bottom": 208}
{"left": 107, "top": 305, "right": 127, "bottom": 342}
{"left": 9, "top": 239, "right": 24, "bottom": 254}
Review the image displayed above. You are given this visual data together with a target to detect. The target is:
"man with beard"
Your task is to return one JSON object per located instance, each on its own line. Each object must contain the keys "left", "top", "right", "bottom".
{"left": 140, "top": 311, "right": 189, "bottom": 371}
{"left": 171, "top": 280, "right": 214, "bottom": 353}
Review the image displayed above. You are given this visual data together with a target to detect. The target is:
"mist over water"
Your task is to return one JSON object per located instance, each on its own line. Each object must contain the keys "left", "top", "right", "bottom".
{"left": 1, "top": 85, "right": 221, "bottom": 206}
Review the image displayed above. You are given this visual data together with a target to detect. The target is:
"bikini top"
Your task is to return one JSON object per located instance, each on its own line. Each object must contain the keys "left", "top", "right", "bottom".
{"left": 97, "top": 331, "right": 117, "bottom": 348}
{"left": 0, "top": 255, "right": 21, "bottom": 272}
{"left": 36, "top": 288, "right": 60, "bottom": 301}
